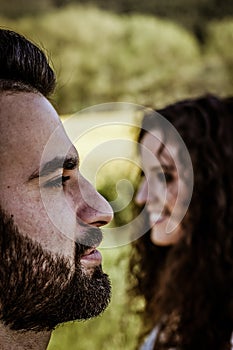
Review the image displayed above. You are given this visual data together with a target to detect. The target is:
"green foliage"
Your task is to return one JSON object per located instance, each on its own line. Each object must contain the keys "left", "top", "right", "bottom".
{"left": 0, "top": 0, "right": 53, "bottom": 18}
{"left": 93, "top": 0, "right": 233, "bottom": 42}
{"left": 1, "top": 0, "right": 233, "bottom": 43}
{"left": 1, "top": 5, "right": 232, "bottom": 115}
{"left": 206, "top": 19, "right": 233, "bottom": 79}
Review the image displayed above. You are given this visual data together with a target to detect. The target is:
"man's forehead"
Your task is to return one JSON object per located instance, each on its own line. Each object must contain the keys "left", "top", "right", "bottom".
{"left": 0, "top": 90, "right": 57, "bottom": 118}
{"left": 0, "top": 91, "right": 77, "bottom": 173}
{"left": 0, "top": 91, "right": 60, "bottom": 140}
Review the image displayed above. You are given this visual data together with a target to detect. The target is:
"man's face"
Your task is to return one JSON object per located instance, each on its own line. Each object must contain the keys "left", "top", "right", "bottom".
{"left": 0, "top": 92, "right": 113, "bottom": 331}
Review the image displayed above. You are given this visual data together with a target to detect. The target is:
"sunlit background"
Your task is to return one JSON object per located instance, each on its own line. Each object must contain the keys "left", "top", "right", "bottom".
{"left": 1, "top": 0, "right": 232, "bottom": 348}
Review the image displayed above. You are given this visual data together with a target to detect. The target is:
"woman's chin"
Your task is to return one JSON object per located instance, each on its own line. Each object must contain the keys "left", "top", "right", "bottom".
{"left": 150, "top": 223, "right": 182, "bottom": 246}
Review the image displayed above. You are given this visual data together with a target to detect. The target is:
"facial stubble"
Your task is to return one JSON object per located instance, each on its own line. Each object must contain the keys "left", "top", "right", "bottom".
{"left": 0, "top": 210, "right": 111, "bottom": 331}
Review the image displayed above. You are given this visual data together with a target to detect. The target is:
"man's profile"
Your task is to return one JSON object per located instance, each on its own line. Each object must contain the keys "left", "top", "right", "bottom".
{"left": 0, "top": 29, "right": 113, "bottom": 350}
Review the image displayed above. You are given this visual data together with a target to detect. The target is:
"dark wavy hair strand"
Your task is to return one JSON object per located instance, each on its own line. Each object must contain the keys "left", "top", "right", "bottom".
{"left": 129, "top": 95, "right": 233, "bottom": 350}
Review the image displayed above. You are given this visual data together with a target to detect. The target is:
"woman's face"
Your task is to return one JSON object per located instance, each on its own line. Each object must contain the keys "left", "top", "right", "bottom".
{"left": 136, "top": 129, "right": 189, "bottom": 246}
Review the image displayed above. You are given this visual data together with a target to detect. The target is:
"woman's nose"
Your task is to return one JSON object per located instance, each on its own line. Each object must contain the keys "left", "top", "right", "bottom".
{"left": 76, "top": 174, "right": 113, "bottom": 227}
{"left": 135, "top": 176, "right": 166, "bottom": 207}
{"left": 135, "top": 179, "right": 148, "bottom": 205}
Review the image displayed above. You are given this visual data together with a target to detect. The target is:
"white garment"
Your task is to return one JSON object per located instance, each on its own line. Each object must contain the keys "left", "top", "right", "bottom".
{"left": 140, "top": 327, "right": 233, "bottom": 350}
{"left": 140, "top": 327, "right": 158, "bottom": 350}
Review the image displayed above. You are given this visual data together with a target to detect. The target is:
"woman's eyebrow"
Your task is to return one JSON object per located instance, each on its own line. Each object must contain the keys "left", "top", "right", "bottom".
{"left": 161, "top": 164, "right": 175, "bottom": 171}
{"left": 29, "top": 154, "right": 79, "bottom": 180}
{"left": 151, "top": 164, "right": 175, "bottom": 172}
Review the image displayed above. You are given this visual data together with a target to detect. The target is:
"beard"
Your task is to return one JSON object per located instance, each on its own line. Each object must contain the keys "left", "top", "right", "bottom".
{"left": 0, "top": 209, "right": 111, "bottom": 332}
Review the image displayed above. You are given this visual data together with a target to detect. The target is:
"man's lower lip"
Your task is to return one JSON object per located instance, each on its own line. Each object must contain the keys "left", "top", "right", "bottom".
{"left": 80, "top": 250, "right": 102, "bottom": 266}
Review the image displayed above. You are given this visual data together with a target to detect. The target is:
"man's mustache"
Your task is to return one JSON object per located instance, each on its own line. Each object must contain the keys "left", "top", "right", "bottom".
{"left": 75, "top": 225, "right": 103, "bottom": 256}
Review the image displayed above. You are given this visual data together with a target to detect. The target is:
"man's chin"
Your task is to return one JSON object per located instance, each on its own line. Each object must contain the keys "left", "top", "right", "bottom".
{"left": 81, "top": 265, "right": 100, "bottom": 277}
{"left": 3, "top": 266, "right": 111, "bottom": 332}
{"left": 0, "top": 209, "right": 111, "bottom": 332}
{"left": 45, "top": 267, "right": 112, "bottom": 331}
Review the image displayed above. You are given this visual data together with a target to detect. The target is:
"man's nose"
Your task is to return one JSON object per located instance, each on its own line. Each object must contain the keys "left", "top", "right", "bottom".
{"left": 76, "top": 174, "right": 113, "bottom": 227}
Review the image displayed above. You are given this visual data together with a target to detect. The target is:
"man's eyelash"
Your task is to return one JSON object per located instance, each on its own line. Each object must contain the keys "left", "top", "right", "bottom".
{"left": 63, "top": 158, "right": 78, "bottom": 170}
{"left": 44, "top": 176, "right": 70, "bottom": 188}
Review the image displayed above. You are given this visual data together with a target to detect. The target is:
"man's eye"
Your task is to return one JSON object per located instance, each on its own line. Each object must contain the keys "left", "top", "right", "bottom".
{"left": 44, "top": 176, "right": 70, "bottom": 188}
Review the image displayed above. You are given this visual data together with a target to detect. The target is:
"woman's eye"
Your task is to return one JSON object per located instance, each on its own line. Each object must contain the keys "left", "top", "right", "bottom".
{"left": 164, "top": 172, "right": 174, "bottom": 183}
{"left": 157, "top": 171, "right": 174, "bottom": 183}
{"left": 44, "top": 175, "right": 70, "bottom": 188}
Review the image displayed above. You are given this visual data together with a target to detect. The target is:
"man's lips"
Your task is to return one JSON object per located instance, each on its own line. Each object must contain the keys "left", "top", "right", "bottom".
{"left": 80, "top": 248, "right": 102, "bottom": 267}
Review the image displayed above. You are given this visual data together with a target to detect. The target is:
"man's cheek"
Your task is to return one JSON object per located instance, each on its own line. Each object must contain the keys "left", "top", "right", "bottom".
{"left": 40, "top": 190, "right": 78, "bottom": 240}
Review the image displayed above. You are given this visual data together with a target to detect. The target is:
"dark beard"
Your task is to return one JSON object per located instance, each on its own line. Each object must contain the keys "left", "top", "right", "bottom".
{"left": 0, "top": 209, "right": 111, "bottom": 331}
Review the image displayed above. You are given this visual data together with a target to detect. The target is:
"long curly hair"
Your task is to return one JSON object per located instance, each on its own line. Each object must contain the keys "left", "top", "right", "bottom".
{"left": 129, "top": 95, "right": 233, "bottom": 350}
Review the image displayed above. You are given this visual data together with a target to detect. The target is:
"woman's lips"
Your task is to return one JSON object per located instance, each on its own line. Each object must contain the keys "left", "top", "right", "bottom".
{"left": 149, "top": 213, "right": 167, "bottom": 225}
{"left": 80, "top": 249, "right": 102, "bottom": 267}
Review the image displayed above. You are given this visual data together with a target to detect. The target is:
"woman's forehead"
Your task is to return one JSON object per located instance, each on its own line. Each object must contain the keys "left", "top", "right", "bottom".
{"left": 140, "top": 130, "right": 182, "bottom": 172}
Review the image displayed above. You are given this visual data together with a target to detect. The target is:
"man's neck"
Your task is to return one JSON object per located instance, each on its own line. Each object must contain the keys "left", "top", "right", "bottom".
{"left": 0, "top": 323, "right": 51, "bottom": 350}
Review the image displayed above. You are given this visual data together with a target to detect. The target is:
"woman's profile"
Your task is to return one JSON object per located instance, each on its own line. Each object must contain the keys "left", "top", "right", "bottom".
{"left": 129, "top": 95, "right": 233, "bottom": 350}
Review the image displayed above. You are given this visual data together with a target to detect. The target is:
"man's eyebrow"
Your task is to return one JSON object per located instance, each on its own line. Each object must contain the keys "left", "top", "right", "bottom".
{"left": 29, "top": 154, "right": 79, "bottom": 180}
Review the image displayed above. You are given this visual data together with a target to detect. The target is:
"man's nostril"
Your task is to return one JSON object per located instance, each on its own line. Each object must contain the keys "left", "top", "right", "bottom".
{"left": 92, "top": 221, "right": 108, "bottom": 227}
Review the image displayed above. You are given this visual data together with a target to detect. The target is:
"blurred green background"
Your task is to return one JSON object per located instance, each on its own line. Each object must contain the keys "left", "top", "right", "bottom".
{"left": 1, "top": 1, "right": 232, "bottom": 114}
{"left": 1, "top": 1, "right": 232, "bottom": 349}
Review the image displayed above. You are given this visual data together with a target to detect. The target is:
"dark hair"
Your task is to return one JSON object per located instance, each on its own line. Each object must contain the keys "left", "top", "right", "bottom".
{"left": 129, "top": 95, "right": 233, "bottom": 349}
{"left": 0, "top": 29, "right": 56, "bottom": 96}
